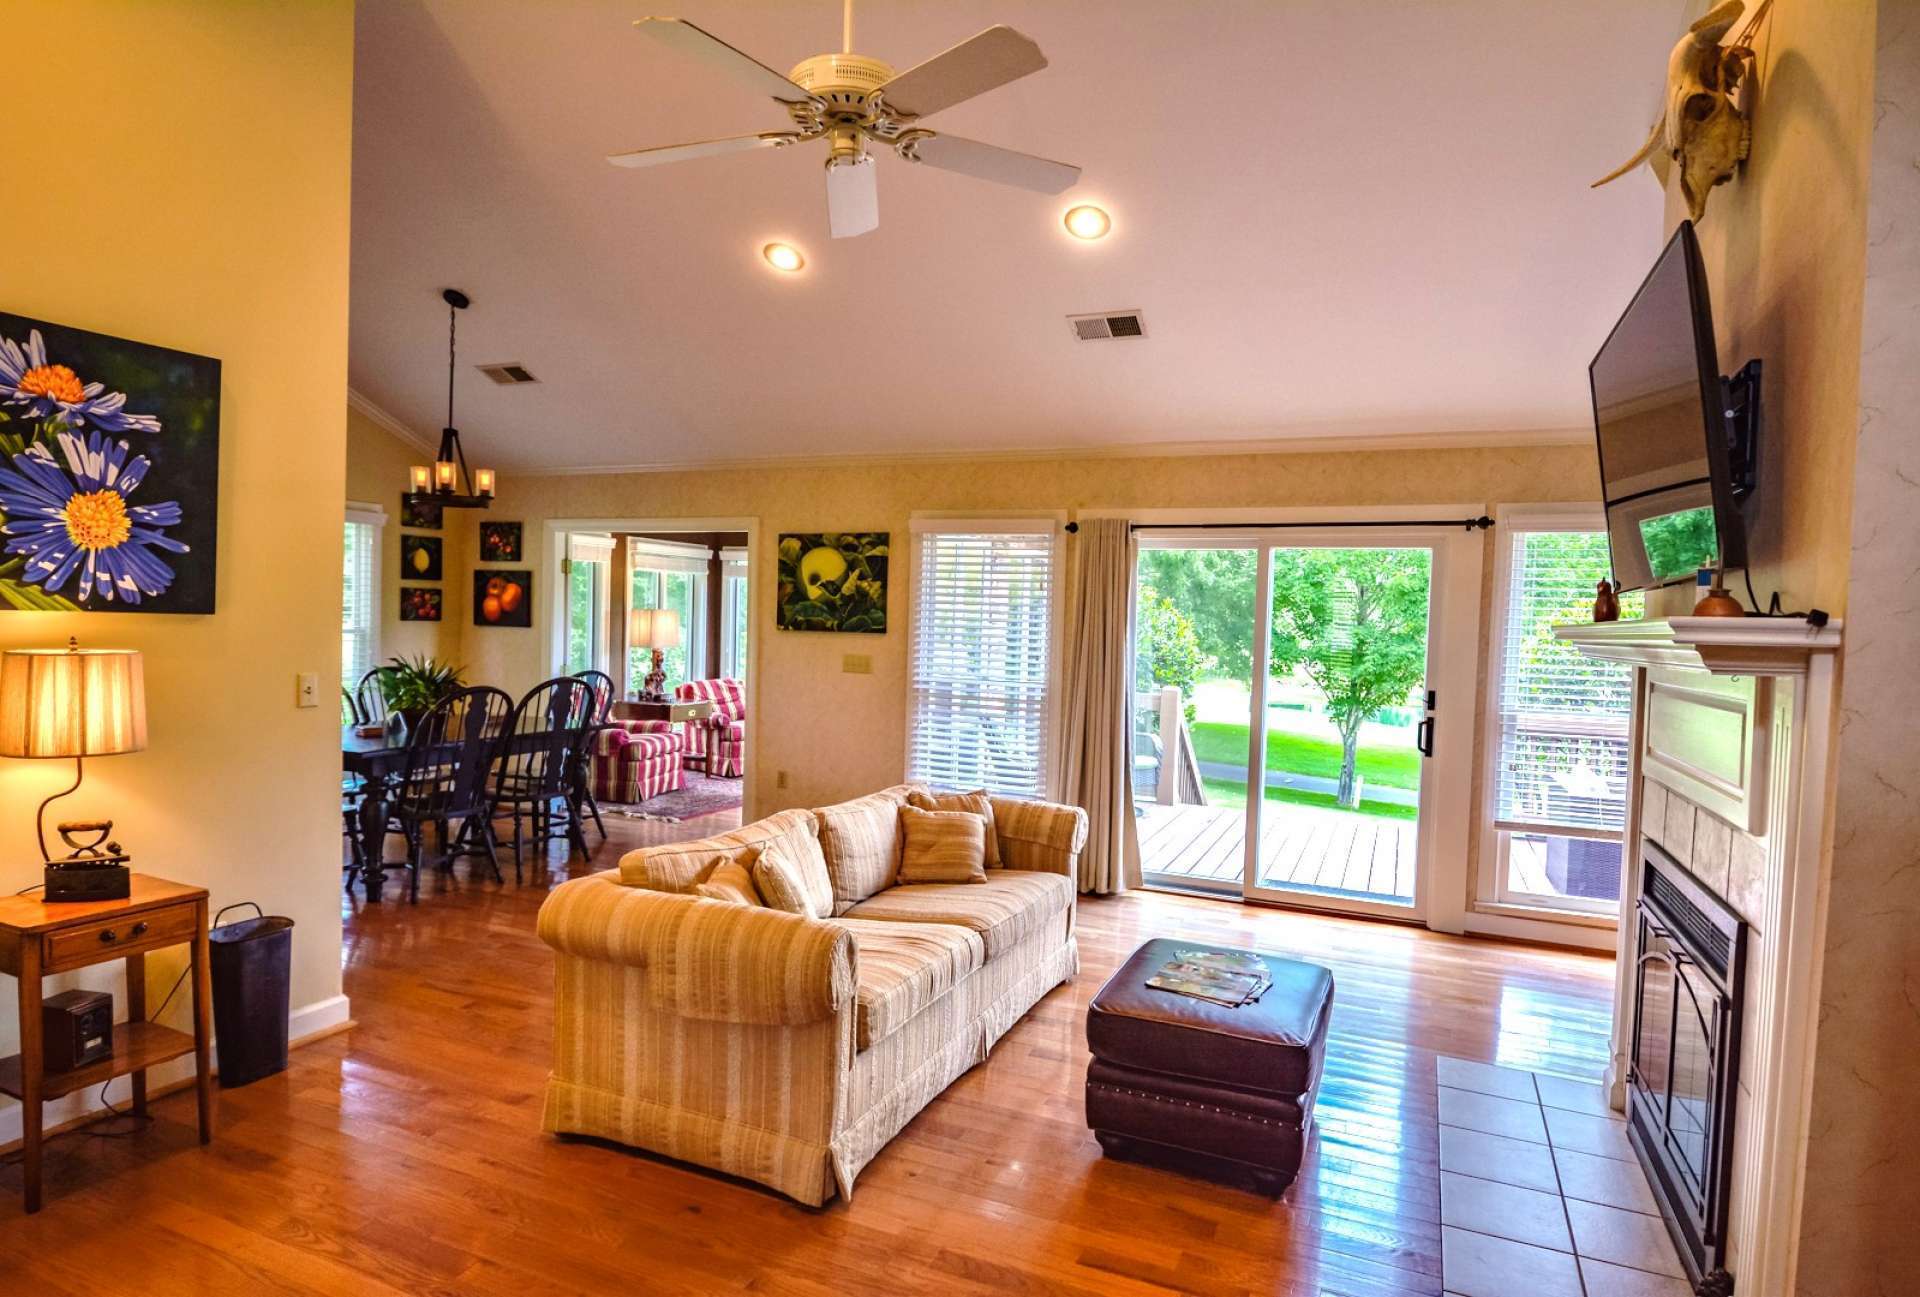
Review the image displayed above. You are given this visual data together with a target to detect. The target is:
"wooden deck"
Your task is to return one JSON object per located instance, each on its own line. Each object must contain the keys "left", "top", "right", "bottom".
{"left": 1138, "top": 801, "right": 1416, "bottom": 902}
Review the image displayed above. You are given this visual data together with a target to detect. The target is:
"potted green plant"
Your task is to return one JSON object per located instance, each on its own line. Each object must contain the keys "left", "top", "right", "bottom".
{"left": 377, "top": 655, "right": 465, "bottom": 727}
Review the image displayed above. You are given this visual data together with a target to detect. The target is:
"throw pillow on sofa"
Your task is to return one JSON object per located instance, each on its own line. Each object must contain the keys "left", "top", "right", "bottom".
{"left": 906, "top": 788, "right": 1001, "bottom": 868}
{"left": 816, "top": 786, "right": 917, "bottom": 912}
{"left": 752, "top": 835, "right": 835, "bottom": 919}
{"left": 694, "top": 859, "right": 762, "bottom": 906}
{"left": 897, "top": 805, "right": 989, "bottom": 885}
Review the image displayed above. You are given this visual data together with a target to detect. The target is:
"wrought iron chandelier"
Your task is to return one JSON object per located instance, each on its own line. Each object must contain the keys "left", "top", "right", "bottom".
{"left": 407, "top": 288, "right": 495, "bottom": 509}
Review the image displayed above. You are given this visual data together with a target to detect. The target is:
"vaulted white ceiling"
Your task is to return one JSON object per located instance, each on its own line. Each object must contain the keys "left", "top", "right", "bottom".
{"left": 349, "top": 0, "right": 1683, "bottom": 472}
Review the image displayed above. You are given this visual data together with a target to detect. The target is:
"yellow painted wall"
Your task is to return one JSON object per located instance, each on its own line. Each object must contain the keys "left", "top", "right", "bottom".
{"left": 447, "top": 442, "right": 1600, "bottom": 816}
{"left": 1, "top": 0, "right": 355, "bottom": 1119}
{"left": 346, "top": 405, "right": 468, "bottom": 668}
{"left": 1671, "top": 1, "right": 1875, "bottom": 614}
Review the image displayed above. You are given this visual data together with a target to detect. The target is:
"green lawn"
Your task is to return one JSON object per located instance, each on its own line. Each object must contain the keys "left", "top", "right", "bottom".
{"left": 1201, "top": 777, "right": 1419, "bottom": 821}
{"left": 1189, "top": 721, "right": 1421, "bottom": 790}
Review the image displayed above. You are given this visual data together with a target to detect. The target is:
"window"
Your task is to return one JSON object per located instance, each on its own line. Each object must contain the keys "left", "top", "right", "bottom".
{"left": 720, "top": 547, "right": 748, "bottom": 681}
{"left": 907, "top": 520, "right": 1062, "bottom": 799}
{"left": 627, "top": 538, "right": 710, "bottom": 694}
{"left": 564, "top": 534, "right": 615, "bottom": 675}
{"left": 1483, "top": 511, "right": 1643, "bottom": 915}
{"left": 342, "top": 503, "right": 384, "bottom": 699}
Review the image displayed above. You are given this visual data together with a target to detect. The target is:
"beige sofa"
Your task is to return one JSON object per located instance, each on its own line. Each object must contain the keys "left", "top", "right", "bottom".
{"left": 536, "top": 783, "right": 1087, "bottom": 1205}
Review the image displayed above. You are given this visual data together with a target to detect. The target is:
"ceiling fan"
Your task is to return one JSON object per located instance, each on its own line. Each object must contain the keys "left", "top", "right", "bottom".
{"left": 608, "top": 2, "right": 1081, "bottom": 238}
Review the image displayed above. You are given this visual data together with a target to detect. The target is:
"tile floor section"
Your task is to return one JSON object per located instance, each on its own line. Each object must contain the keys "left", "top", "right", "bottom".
{"left": 1435, "top": 1056, "right": 1691, "bottom": 1297}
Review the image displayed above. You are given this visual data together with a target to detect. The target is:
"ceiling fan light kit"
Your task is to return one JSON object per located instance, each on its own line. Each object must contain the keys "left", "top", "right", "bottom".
{"left": 614, "top": 4, "right": 1082, "bottom": 240}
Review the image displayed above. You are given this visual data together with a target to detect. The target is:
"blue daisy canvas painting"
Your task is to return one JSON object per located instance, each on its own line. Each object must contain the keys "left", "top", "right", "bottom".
{"left": 0, "top": 311, "right": 219, "bottom": 612}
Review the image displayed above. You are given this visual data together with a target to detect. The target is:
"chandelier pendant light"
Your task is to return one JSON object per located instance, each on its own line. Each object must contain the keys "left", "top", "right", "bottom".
{"left": 407, "top": 288, "right": 495, "bottom": 509}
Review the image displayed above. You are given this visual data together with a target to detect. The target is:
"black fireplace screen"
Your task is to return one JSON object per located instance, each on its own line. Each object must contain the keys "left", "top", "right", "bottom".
{"left": 1629, "top": 839, "right": 1747, "bottom": 1292}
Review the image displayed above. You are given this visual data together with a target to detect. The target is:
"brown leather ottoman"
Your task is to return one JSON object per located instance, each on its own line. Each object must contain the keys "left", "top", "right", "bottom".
{"left": 1085, "top": 938, "right": 1334, "bottom": 1195}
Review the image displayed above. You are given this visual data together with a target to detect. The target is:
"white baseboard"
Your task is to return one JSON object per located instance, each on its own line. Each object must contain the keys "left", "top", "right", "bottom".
{"left": 0, "top": 993, "right": 351, "bottom": 1148}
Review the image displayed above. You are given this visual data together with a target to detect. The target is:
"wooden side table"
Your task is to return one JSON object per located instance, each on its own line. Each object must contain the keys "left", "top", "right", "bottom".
{"left": 0, "top": 873, "right": 213, "bottom": 1213}
{"left": 611, "top": 698, "right": 716, "bottom": 725}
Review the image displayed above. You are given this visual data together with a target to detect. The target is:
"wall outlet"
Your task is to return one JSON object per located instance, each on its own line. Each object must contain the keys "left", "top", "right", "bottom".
{"left": 776, "top": 770, "right": 789, "bottom": 790}
{"left": 842, "top": 654, "right": 872, "bottom": 675}
{"left": 295, "top": 672, "right": 320, "bottom": 708}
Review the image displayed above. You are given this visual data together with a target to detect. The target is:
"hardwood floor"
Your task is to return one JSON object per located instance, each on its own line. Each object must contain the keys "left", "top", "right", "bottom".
{"left": 0, "top": 810, "right": 1614, "bottom": 1295}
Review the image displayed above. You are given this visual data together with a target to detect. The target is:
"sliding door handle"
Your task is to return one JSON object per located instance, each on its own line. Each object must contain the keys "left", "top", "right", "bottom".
{"left": 1415, "top": 716, "right": 1434, "bottom": 758}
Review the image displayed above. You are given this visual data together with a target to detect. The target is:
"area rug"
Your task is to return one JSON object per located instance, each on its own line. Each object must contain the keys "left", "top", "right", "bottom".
{"left": 608, "top": 773, "right": 744, "bottom": 823}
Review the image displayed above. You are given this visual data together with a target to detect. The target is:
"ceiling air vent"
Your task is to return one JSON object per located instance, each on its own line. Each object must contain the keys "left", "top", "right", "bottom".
{"left": 478, "top": 363, "right": 539, "bottom": 385}
{"left": 1068, "top": 310, "right": 1147, "bottom": 342}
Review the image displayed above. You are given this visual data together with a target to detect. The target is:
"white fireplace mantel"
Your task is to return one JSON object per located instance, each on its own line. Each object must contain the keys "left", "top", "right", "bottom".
{"left": 1553, "top": 614, "right": 1843, "bottom": 675}
{"left": 1558, "top": 612, "right": 1842, "bottom": 1296}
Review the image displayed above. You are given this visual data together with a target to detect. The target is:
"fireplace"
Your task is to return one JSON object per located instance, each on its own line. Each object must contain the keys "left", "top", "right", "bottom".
{"left": 1628, "top": 839, "right": 1748, "bottom": 1295}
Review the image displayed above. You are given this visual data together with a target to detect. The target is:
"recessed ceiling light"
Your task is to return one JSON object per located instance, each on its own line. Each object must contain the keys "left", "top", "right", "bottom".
{"left": 762, "top": 242, "right": 805, "bottom": 272}
{"left": 1063, "top": 205, "right": 1111, "bottom": 240}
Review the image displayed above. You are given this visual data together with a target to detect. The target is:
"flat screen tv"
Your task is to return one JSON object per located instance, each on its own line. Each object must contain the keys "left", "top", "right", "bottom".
{"left": 1590, "top": 220, "right": 1757, "bottom": 593}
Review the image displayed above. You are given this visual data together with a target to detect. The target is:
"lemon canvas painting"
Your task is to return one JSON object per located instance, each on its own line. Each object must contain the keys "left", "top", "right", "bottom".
{"left": 0, "top": 311, "right": 220, "bottom": 612}
{"left": 776, "top": 532, "right": 887, "bottom": 633}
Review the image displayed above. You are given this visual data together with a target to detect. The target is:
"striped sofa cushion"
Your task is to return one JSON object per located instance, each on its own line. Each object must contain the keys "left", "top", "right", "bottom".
{"left": 752, "top": 835, "right": 834, "bottom": 920}
{"left": 897, "top": 805, "right": 988, "bottom": 885}
{"left": 831, "top": 918, "right": 985, "bottom": 1052}
{"left": 907, "top": 788, "right": 1002, "bottom": 868}
{"left": 841, "top": 870, "right": 1073, "bottom": 958}
{"left": 815, "top": 786, "right": 917, "bottom": 914}
{"left": 693, "top": 859, "right": 762, "bottom": 906}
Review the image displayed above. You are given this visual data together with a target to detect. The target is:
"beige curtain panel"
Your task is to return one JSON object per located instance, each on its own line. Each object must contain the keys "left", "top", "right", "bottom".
{"left": 1060, "top": 518, "right": 1141, "bottom": 894}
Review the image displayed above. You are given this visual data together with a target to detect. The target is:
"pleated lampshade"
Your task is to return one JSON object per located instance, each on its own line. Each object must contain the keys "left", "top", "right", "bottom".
{"left": 0, "top": 646, "right": 148, "bottom": 758}
{"left": 628, "top": 608, "right": 682, "bottom": 650}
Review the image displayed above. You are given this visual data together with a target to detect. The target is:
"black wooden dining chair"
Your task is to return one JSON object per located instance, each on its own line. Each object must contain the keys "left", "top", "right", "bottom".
{"left": 490, "top": 676, "right": 595, "bottom": 881}
{"left": 571, "top": 669, "right": 616, "bottom": 843}
{"left": 350, "top": 667, "right": 391, "bottom": 726}
{"left": 379, "top": 685, "right": 514, "bottom": 903}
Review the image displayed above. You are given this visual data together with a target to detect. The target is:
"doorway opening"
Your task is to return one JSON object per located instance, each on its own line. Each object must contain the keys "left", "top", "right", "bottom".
{"left": 1132, "top": 526, "right": 1462, "bottom": 922}
{"left": 554, "top": 525, "right": 751, "bottom": 823}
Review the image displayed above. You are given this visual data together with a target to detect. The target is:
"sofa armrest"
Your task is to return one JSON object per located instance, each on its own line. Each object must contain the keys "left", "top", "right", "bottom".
{"left": 538, "top": 874, "right": 855, "bottom": 1025}
{"left": 988, "top": 796, "right": 1089, "bottom": 878}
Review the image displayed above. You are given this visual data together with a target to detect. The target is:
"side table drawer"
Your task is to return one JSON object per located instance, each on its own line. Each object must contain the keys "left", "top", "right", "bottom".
{"left": 42, "top": 902, "right": 198, "bottom": 972}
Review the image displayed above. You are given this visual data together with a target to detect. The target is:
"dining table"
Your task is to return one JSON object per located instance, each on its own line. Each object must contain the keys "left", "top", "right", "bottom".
{"left": 342, "top": 722, "right": 602, "bottom": 902}
{"left": 343, "top": 726, "right": 416, "bottom": 903}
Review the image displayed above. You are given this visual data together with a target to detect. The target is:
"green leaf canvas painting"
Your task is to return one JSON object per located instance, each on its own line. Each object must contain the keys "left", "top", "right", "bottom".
{"left": 0, "top": 311, "right": 220, "bottom": 612}
{"left": 776, "top": 532, "right": 888, "bottom": 633}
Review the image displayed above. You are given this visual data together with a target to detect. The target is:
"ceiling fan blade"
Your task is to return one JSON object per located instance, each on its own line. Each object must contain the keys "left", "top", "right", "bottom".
{"left": 633, "top": 17, "right": 812, "bottom": 104}
{"left": 825, "top": 158, "right": 879, "bottom": 238}
{"left": 879, "top": 25, "right": 1048, "bottom": 120}
{"left": 902, "top": 134, "right": 1080, "bottom": 194}
{"left": 607, "top": 132, "right": 802, "bottom": 169}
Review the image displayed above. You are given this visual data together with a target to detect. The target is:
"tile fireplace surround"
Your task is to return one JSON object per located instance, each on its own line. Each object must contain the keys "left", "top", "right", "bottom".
{"left": 1555, "top": 615, "right": 1844, "bottom": 1295}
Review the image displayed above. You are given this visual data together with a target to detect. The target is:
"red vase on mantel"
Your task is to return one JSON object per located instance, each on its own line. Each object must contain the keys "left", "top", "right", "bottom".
{"left": 1593, "top": 579, "right": 1621, "bottom": 623}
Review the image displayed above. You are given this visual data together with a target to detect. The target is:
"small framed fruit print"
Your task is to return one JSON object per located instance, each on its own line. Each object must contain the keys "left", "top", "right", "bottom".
{"left": 400, "top": 494, "right": 443, "bottom": 529}
{"left": 479, "top": 520, "right": 522, "bottom": 562}
{"left": 401, "top": 534, "right": 442, "bottom": 581}
{"left": 399, "top": 587, "right": 442, "bottom": 621}
{"left": 474, "top": 569, "right": 531, "bottom": 627}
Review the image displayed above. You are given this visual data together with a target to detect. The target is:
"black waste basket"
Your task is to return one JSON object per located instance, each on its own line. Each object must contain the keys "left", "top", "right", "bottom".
{"left": 208, "top": 903, "right": 295, "bottom": 1088}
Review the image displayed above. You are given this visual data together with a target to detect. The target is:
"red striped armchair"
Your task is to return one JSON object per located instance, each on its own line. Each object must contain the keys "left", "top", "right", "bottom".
{"left": 676, "top": 677, "right": 745, "bottom": 778}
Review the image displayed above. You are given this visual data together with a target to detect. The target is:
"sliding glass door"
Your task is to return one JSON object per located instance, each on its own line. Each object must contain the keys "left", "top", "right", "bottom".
{"left": 1134, "top": 527, "right": 1452, "bottom": 921}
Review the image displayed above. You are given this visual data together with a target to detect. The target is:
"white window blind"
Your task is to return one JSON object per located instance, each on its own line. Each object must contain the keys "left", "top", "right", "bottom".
{"left": 1493, "top": 528, "right": 1641, "bottom": 835}
{"left": 908, "top": 523, "right": 1059, "bottom": 799}
{"left": 342, "top": 505, "right": 384, "bottom": 695}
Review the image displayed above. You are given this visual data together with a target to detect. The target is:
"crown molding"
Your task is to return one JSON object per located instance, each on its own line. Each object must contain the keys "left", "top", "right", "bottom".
{"left": 346, "top": 387, "right": 435, "bottom": 455}
{"left": 507, "top": 424, "right": 1592, "bottom": 479}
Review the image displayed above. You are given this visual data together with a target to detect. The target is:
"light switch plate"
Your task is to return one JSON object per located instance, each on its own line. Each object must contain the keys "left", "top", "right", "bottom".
{"left": 842, "top": 654, "right": 872, "bottom": 675}
{"left": 296, "top": 672, "right": 320, "bottom": 708}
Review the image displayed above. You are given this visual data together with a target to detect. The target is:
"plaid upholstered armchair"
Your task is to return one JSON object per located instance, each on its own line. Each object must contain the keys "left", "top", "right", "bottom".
{"left": 675, "top": 677, "right": 745, "bottom": 778}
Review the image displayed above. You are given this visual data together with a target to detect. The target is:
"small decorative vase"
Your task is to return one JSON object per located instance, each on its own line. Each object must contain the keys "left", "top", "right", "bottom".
{"left": 1593, "top": 579, "right": 1620, "bottom": 623}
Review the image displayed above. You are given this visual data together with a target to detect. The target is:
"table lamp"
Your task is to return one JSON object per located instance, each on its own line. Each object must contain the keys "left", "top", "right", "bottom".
{"left": 628, "top": 608, "right": 682, "bottom": 702}
{"left": 0, "top": 638, "right": 147, "bottom": 901}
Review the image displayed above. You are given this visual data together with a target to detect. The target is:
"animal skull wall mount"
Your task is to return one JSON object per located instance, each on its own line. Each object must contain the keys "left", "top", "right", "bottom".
{"left": 1593, "top": 0, "right": 1758, "bottom": 221}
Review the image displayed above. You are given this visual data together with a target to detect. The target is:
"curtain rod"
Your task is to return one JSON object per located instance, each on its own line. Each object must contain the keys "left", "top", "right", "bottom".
{"left": 1062, "top": 516, "right": 1493, "bottom": 535}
